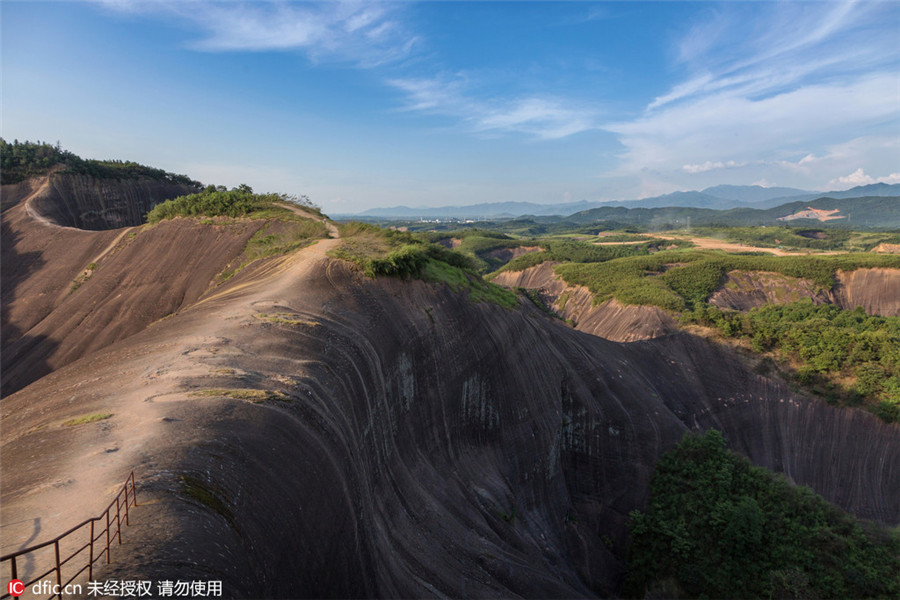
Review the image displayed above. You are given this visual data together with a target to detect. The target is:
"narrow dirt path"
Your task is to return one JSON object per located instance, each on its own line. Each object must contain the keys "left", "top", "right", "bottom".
{"left": 21, "top": 176, "right": 68, "bottom": 229}
{"left": 281, "top": 202, "right": 340, "bottom": 238}
{"left": 89, "top": 226, "right": 135, "bottom": 265}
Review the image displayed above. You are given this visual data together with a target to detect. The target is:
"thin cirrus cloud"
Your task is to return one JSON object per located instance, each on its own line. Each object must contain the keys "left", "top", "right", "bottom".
{"left": 96, "top": 0, "right": 419, "bottom": 66}
{"left": 388, "top": 76, "right": 600, "bottom": 140}
{"left": 609, "top": 0, "right": 900, "bottom": 193}
{"left": 96, "top": 0, "right": 597, "bottom": 141}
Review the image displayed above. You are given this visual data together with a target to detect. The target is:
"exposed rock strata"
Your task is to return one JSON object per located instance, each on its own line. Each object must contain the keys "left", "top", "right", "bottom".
{"left": 1, "top": 177, "right": 265, "bottom": 395}
{"left": 710, "top": 269, "right": 900, "bottom": 316}
{"left": 29, "top": 173, "right": 197, "bottom": 230}
{"left": 492, "top": 262, "right": 675, "bottom": 341}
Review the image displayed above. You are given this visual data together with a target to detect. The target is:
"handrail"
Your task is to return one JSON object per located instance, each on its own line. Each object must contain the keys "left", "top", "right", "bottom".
{"left": 1, "top": 472, "right": 137, "bottom": 600}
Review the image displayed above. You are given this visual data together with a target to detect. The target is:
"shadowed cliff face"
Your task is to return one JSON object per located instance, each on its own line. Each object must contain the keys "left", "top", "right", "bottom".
{"left": 2, "top": 241, "right": 898, "bottom": 598}
{"left": 27, "top": 173, "right": 197, "bottom": 230}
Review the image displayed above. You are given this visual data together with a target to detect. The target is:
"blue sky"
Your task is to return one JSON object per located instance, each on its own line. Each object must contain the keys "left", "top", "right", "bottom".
{"left": 2, "top": 1, "right": 898, "bottom": 213}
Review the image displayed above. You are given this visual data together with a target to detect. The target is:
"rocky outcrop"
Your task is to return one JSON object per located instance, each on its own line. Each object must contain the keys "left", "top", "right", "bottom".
{"left": 709, "top": 270, "right": 832, "bottom": 311}
{"left": 710, "top": 268, "right": 900, "bottom": 316}
{"left": 28, "top": 173, "right": 197, "bottom": 230}
{"left": 492, "top": 262, "right": 676, "bottom": 341}
{"left": 1, "top": 177, "right": 268, "bottom": 395}
{"left": 486, "top": 245, "right": 542, "bottom": 263}
{"left": 2, "top": 251, "right": 898, "bottom": 599}
{"left": 832, "top": 268, "right": 900, "bottom": 316}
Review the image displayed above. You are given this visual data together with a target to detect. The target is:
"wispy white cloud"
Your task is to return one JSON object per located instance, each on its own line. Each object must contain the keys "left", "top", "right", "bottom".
{"left": 682, "top": 160, "right": 744, "bottom": 174}
{"left": 608, "top": 0, "right": 900, "bottom": 196}
{"left": 95, "top": 0, "right": 418, "bottom": 66}
{"left": 389, "top": 75, "right": 599, "bottom": 140}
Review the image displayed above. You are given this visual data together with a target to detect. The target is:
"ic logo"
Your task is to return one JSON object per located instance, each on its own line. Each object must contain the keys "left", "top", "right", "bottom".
{"left": 7, "top": 579, "right": 24, "bottom": 597}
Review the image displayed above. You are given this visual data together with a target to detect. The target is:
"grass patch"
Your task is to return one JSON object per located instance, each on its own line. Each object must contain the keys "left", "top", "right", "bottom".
{"left": 255, "top": 312, "right": 317, "bottom": 327}
{"left": 213, "top": 219, "right": 329, "bottom": 285}
{"left": 147, "top": 185, "right": 324, "bottom": 224}
{"left": 180, "top": 475, "right": 235, "bottom": 528}
{"left": 245, "top": 220, "right": 328, "bottom": 260}
{"left": 551, "top": 250, "right": 900, "bottom": 312}
{"left": 423, "top": 260, "right": 518, "bottom": 309}
{"left": 62, "top": 412, "right": 113, "bottom": 427}
{"left": 495, "top": 237, "right": 693, "bottom": 274}
{"left": 190, "top": 388, "right": 290, "bottom": 403}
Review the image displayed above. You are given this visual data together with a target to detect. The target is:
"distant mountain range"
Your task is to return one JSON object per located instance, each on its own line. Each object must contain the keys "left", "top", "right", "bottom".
{"left": 565, "top": 196, "right": 900, "bottom": 229}
{"left": 346, "top": 183, "right": 900, "bottom": 220}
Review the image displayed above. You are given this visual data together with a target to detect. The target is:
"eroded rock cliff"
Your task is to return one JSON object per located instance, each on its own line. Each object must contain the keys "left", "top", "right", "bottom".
{"left": 2, "top": 235, "right": 898, "bottom": 598}
{"left": 3, "top": 186, "right": 899, "bottom": 598}
{"left": 492, "top": 262, "right": 675, "bottom": 341}
{"left": 710, "top": 268, "right": 900, "bottom": 316}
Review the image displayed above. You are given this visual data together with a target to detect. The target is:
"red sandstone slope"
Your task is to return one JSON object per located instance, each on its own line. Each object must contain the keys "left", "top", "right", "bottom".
{"left": 1, "top": 176, "right": 271, "bottom": 395}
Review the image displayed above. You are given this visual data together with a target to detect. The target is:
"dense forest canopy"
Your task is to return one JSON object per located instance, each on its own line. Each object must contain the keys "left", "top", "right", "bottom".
{"left": 627, "top": 429, "right": 900, "bottom": 599}
{"left": 0, "top": 138, "right": 200, "bottom": 186}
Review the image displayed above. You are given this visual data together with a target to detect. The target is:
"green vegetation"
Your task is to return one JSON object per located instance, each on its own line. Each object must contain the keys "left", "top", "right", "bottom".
{"left": 420, "top": 230, "right": 536, "bottom": 273}
{"left": 0, "top": 138, "right": 200, "bottom": 186}
{"left": 555, "top": 253, "right": 693, "bottom": 312}
{"left": 551, "top": 250, "right": 900, "bottom": 311}
{"left": 244, "top": 220, "right": 329, "bottom": 260}
{"left": 503, "top": 242, "right": 900, "bottom": 421}
{"left": 331, "top": 222, "right": 516, "bottom": 307}
{"left": 423, "top": 260, "right": 518, "bottom": 309}
{"left": 255, "top": 312, "right": 317, "bottom": 327}
{"left": 684, "top": 301, "right": 900, "bottom": 421}
{"left": 691, "top": 226, "right": 900, "bottom": 252}
{"left": 331, "top": 222, "right": 471, "bottom": 278}
{"left": 627, "top": 429, "right": 900, "bottom": 599}
{"left": 180, "top": 475, "right": 235, "bottom": 528}
{"left": 566, "top": 197, "right": 900, "bottom": 230}
{"left": 495, "top": 237, "right": 691, "bottom": 275}
{"left": 147, "top": 185, "right": 318, "bottom": 223}
{"left": 190, "top": 388, "right": 290, "bottom": 403}
{"left": 62, "top": 412, "right": 113, "bottom": 427}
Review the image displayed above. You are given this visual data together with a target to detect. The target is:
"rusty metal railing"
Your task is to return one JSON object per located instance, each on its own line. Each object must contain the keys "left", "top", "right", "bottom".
{"left": 1, "top": 472, "right": 137, "bottom": 600}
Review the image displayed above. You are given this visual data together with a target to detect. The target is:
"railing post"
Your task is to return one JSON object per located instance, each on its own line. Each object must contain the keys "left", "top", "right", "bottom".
{"left": 89, "top": 519, "right": 95, "bottom": 580}
{"left": 54, "top": 540, "right": 63, "bottom": 600}
{"left": 115, "top": 496, "right": 122, "bottom": 545}
{"left": 124, "top": 484, "right": 130, "bottom": 526}
{"left": 106, "top": 508, "right": 111, "bottom": 564}
{"left": 1, "top": 472, "right": 136, "bottom": 595}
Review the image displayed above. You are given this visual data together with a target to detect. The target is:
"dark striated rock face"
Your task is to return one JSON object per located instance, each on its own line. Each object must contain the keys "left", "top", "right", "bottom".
{"left": 29, "top": 174, "right": 197, "bottom": 229}
{"left": 4, "top": 251, "right": 898, "bottom": 599}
